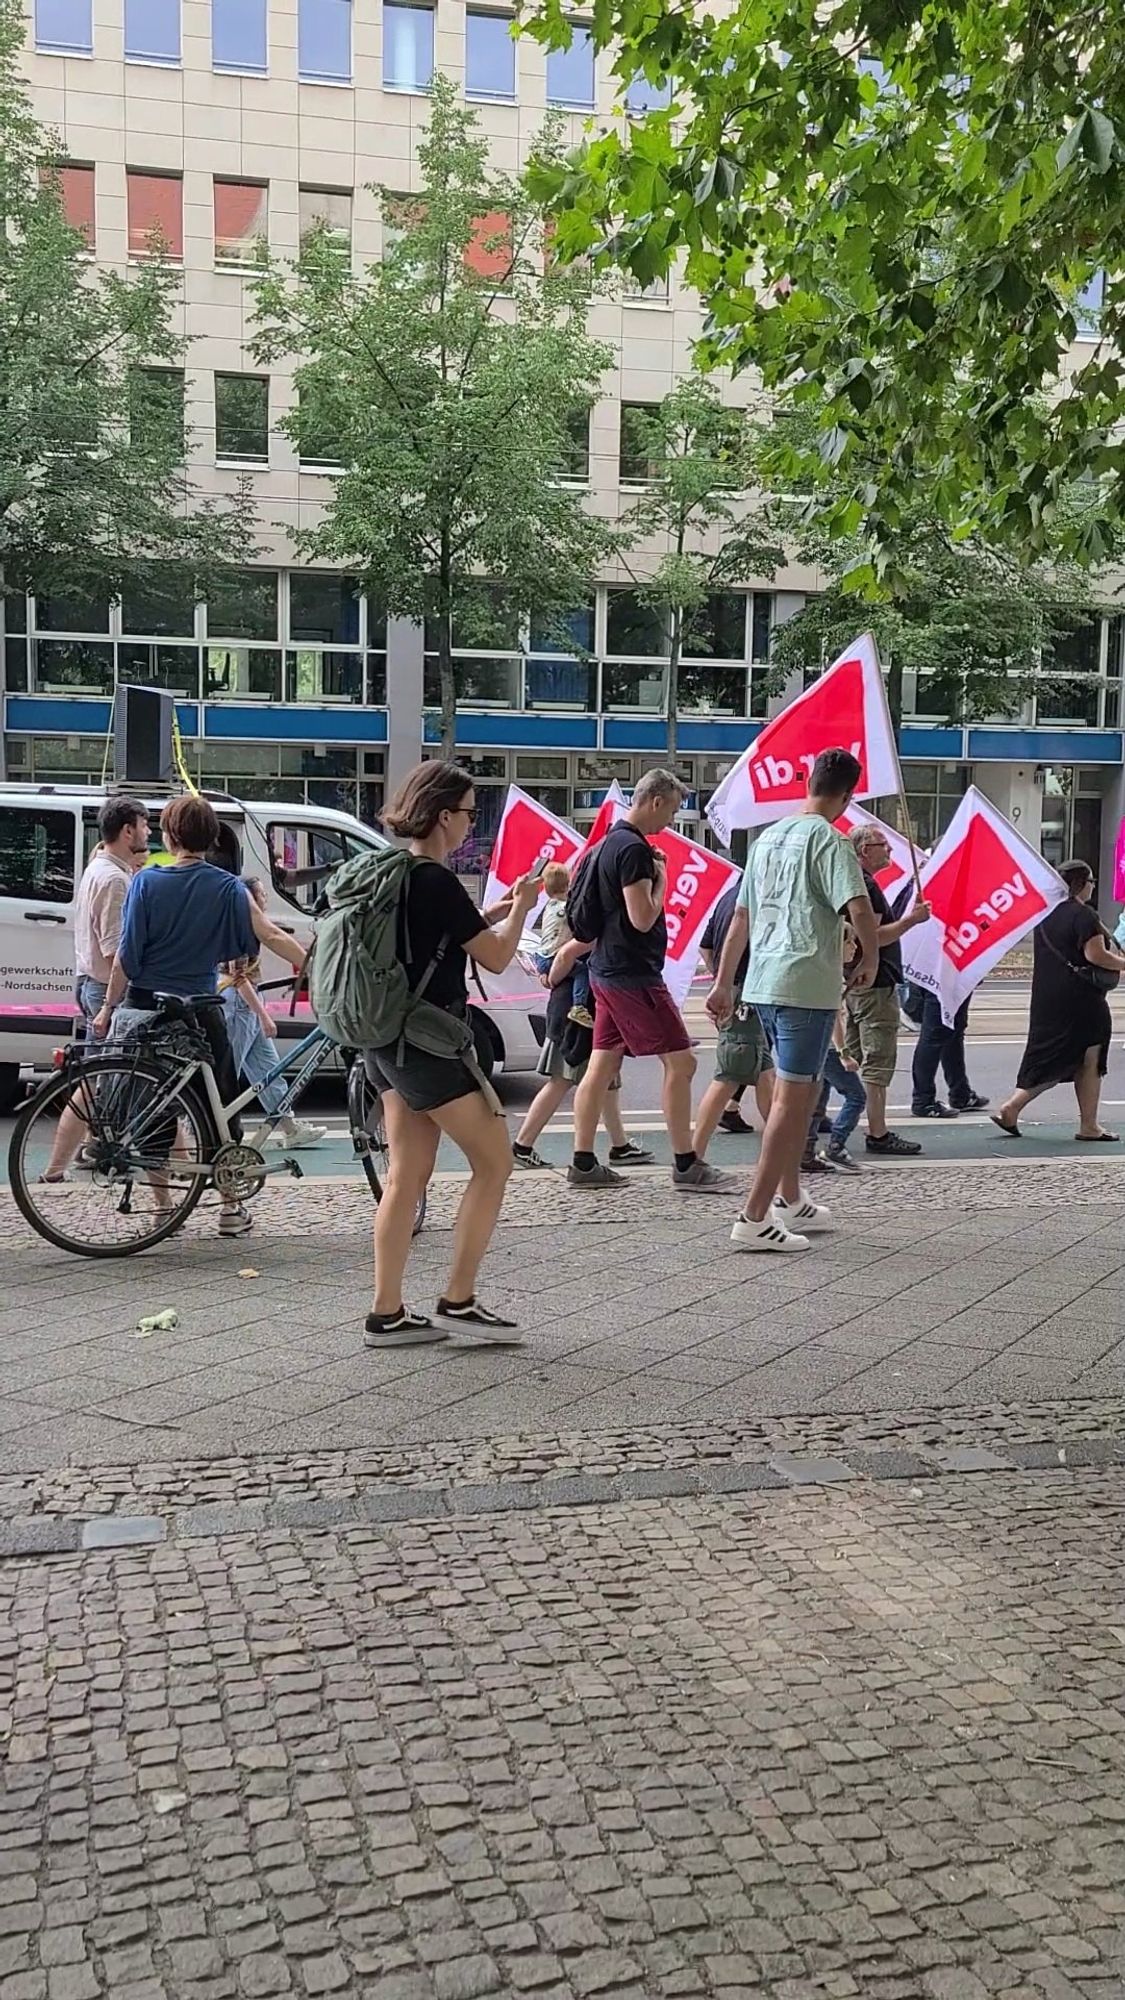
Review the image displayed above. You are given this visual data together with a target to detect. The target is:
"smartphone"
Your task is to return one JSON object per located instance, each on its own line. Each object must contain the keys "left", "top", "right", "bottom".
{"left": 527, "top": 854, "right": 552, "bottom": 884}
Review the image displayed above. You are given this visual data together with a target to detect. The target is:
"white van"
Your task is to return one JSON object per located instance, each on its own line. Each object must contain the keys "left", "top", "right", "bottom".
{"left": 0, "top": 784, "right": 545, "bottom": 1112}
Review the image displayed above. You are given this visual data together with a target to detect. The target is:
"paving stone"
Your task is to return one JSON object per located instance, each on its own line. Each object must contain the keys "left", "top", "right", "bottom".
{"left": 81, "top": 1517, "right": 165, "bottom": 1550}
{"left": 770, "top": 1454, "right": 858, "bottom": 1485}
{"left": 936, "top": 1448, "right": 1014, "bottom": 1475}
{"left": 0, "top": 1520, "right": 82, "bottom": 1558}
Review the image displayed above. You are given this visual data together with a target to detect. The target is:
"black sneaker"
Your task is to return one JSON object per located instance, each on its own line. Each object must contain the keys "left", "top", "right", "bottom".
{"left": 435, "top": 1297, "right": 525, "bottom": 1347}
{"left": 803, "top": 1151, "right": 838, "bottom": 1175}
{"left": 364, "top": 1309, "right": 447, "bottom": 1349}
{"left": 949, "top": 1092, "right": 989, "bottom": 1112}
{"left": 825, "top": 1144, "right": 862, "bottom": 1175}
{"left": 866, "top": 1131, "right": 923, "bottom": 1156}
{"left": 609, "top": 1141, "right": 656, "bottom": 1165}
{"left": 717, "top": 1109, "right": 749, "bottom": 1135}
{"left": 911, "top": 1102, "right": 959, "bottom": 1119}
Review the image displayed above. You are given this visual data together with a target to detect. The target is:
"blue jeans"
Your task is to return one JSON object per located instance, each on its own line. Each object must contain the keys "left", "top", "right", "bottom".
{"left": 536, "top": 953, "right": 591, "bottom": 1011}
{"left": 75, "top": 975, "right": 108, "bottom": 1041}
{"left": 222, "top": 988, "right": 287, "bottom": 1117}
{"left": 755, "top": 1003, "right": 837, "bottom": 1083}
{"left": 822, "top": 1047, "right": 867, "bottom": 1146}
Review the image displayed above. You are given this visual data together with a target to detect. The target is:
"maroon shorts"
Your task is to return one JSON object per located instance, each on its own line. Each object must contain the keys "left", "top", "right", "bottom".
{"left": 591, "top": 980, "right": 691, "bottom": 1058}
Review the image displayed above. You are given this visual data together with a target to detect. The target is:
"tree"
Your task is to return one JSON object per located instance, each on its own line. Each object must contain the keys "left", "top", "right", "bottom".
{"left": 753, "top": 401, "right": 1121, "bottom": 731}
{"left": 0, "top": 0, "right": 252, "bottom": 628}
{"left": 250, "top": 75, "right": 620, "bottom": 757}
{"left": 523, "top": 0, "right": 1125, "bottom": 569}
{"left": 618, "top": 378, "right": 780, "bottom": 756}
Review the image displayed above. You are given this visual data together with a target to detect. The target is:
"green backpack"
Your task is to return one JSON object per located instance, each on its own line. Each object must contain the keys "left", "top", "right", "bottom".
{"left": 309, "top": 847, "right": 472, "bottom": 1064}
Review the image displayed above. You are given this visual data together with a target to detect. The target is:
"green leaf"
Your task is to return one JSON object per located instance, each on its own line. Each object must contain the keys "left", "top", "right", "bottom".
{"left": 1082, "top": 107, "right": 1117, "bottom": 172}
{"left": 1056, "top": 110, "right": 1088, "bottom": 173}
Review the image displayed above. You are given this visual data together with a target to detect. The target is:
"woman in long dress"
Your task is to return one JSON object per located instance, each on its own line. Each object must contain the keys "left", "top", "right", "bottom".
{"left": 992, "top": 859, "right": 1125, "bottom": 1141}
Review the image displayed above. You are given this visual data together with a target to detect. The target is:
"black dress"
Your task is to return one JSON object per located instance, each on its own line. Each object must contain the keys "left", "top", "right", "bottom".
{"left": 1016, "top": 898, "right": 1112, "bottom": 1089}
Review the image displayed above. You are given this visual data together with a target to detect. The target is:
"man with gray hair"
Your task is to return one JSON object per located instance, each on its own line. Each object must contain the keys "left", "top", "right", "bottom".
{"left": 842, "top": 821, "right": 931, "bottom": 1158}
{"left": 568, "top": 768, "right": 726, "bottom": 1191}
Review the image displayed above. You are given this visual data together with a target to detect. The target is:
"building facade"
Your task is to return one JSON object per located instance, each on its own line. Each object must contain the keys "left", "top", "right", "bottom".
{"left": 6, "top": 0, "right": 1125, "bottom": 886}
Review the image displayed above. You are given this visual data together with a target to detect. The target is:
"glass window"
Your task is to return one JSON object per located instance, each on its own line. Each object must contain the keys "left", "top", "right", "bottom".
{"left": 120, "top": 566, "right": 196, "bottom": 637}
{"left": 6, "top": 640, "right": 29, "bottom": 692}
{"left": 288, "top": 573, "right": 360, "bottom": 645}
{"left": 299, "top": 0, "right": 351, "bottom": 81}
{"left": 213, "top": 0, "right": 268, "bottom": 72}
{"left": 465, "top": 209, "right": 512, "bottom": 281}
{"left": 466, "top": 10, "right": 515, "bottom": 99}
{"left": 215, "top": 373, "right": 269, "bottom": 461}
{"left": 682, "top": 592, "right": 747, "bottom": 661}
{"left": 297, "top": 393, "right": 346, "bottom": 467}
{"left": 619, "top": 401, "right": 660, "bottom": 483}
{"left": 547, "top": 25, "right": 595, "bottom": 107}
{"left": 383, "top": 2, "right": 433, "bottom": 88}
{"left": 1075, "top": 270, "right": 1104, "bottom": 338}
{"left": 605, "top": 588, "right": 666, "bottom": 656}
{"left": 125, "top": 0, "right": 179, "bottom": 62}
{"left": 524, "top": 658, "right": 596, "bottom": 710}
{"left": 34, "top": 0, "right": 92, "bottom": 53}
{"left": 625, "top": 72, "right": 671, "bottom": 112}
{"left": 751, "top": 591, "right": 773, "bottom": 663}
{"left": 679, "top": 663, "right": 747, "bottom": 715}
{"left": 34, "top": 581, "right": 110, "bottom": 632}
{"left": 206, "top": 570, "right": 278, "bottom": 641}
{"left": 556, "top": 406, "right": 590, "bottom": 481}
{"left": 1046, "top": 619, "right": 1100, "bottom": 675}
{"left": 267, "top": 820, "right": 360, "bottom": 911}
{"left": 0, "top": 807, "right": 76, "bottom": 904}
{"left": 205, "top": 647, "right": 282, "bottom": 699}
{"left": 299, "top": 185, "right": 352, "bottom": 250}
{"left": 126, "top": 171, "right": 183, "bottom": 260}
{"left": 287, "top": 650, "right": 363, "bottom": 702}
{"left": 54, "top": 164, "right": 95, "bottom": 248}
{"left": 602, "top": 661, "right": 667, "bottom": 709}
{"left": 446, "top": 581, "right": 521, "bottom": 651}
{"left": 128, "top": 366, "right": 186, "bottom": 457}
{"left": 31, "top": 639, "right": 114, "bottom": 692}
{"left": 529, "top": 604, "right": 594, "bottom": 654}
{"left": 214, "top": 179, "right": 267, "bottom": 266}
{"left": 117, "top": 642, "right": 201, "bottom": 698}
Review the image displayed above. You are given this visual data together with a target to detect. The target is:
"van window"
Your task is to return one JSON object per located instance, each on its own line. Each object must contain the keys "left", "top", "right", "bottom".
{"left": 267, "top": 819, "right": 375, "bottom": 911}
{"left": 0, "top": 806, "right": 76, "bottom": 904}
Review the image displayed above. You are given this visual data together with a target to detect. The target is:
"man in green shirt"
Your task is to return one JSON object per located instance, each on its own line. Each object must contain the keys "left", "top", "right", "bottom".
{"left": 708, "top": 748, "right": 879, "bottom": 1251}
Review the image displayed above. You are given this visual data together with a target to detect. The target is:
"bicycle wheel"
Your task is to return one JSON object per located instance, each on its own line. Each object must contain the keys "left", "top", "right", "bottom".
{"left": 9, "top": 1056, "right": 215, "bottom": 1258}
{"left": 346, "top": 1057, "right": 427, "bottom": 1235}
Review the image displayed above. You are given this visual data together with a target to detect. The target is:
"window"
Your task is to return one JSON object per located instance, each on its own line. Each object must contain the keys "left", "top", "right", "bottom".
{"left": 547, "top": 26, "right": 595, "bottom": 108}
{"left": 206, "top": 569, "right": 278, "bottom": 641}
{"left": 625, "top": 72, "right": 671, "bottom": 113}
{"left": 34, "top": 582, "right": 110, "bottom": 632}
{"left": 125, "top": 0, "right": 180, "bottom": 63}
{"left": 128, "top": 367, "right": 186, "bottom": 457}
{"left": 465, "top": 210, "right": 512, "bottom": 281}
{"left": 126, "top": 171, "right": 183, "bottom": 260}
{"left": 383, "top": 3, "right": 434, "bottom": 90}
{"left": 383, "top": 192, "right": 426, "bottom": 256}
{"left": 54, "top": 164, "right": 95, "bottom": 249}
{"left": 297, "top": 393, "right": 347, "bottom": 468}
{"left": 556, "top": 406, "right": 590, "bottom": 481}
{"left": 466, "top": 10, "right": 515, "bottom": 100}
{"left": 34, "top": 0, "right": 92, "bottom": 54}
{"left": 268, "top": 821, "right": 365, "bottom": 911}
{"left": 121, "top": 566, "right": 197, "bottom": 638}
{"left": 215, "top": 374, "right": 269, "bottom": 462}
{"left": 605, "top": 588, "right": 666, "bottom": 656}
{"left": 623, "top": 272, "right": 670, "bottom": 304}
{"left": 213, "top": 0, "right": 268, "bottom": 72}
{"left": 214, "top": 179, "right": 267, "bottom": 266}
{"left": 618, "top": 402, "right": 660, "bottom": 483}
{"left": 0, "top": 808, "right": 76, "bottom": 906}
{"left": 298, "top": 0, "right": 352, "bottom": 81}
{"left": 683, "top": 593, "right": 747, "bottom": 660}
{"left": 1075, "top": 270, "right": 1104, "bottom": 338}
{"left": 299, "top": 185, "right": 352, "bottom": 251}
{"left": 288, "top": 574, "right": 360, "bottom": 645}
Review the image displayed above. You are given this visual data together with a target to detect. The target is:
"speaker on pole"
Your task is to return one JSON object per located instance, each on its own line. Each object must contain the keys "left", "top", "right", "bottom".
{"left": 113, "top": 685, "right": 176, "bottom": 785}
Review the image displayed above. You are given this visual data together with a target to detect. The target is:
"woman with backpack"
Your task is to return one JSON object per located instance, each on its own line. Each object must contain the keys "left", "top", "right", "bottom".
{"left": 362, "top": 760, "right": 540, "bottom": 1350}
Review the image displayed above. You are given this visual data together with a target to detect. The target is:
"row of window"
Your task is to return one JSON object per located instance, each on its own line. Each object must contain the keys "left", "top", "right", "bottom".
{"left": 35, "top": 0, "right": 656, "bottom": 110}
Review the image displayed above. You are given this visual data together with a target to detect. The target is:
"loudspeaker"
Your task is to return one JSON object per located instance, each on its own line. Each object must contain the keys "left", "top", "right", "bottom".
{"left": 113, "top": 685, "right": 176, "bottom": 785}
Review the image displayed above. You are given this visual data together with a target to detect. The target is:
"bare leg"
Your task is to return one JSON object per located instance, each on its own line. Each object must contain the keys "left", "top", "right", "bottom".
{"left": 755, "top": 1071, "right": 775, "bottom": 1123}
{"left": 43, "top": 1095, "right": 91, "bottom": 1178}
{"left": 1074, "top": 1045, "right": 1112, "bottom": 1138}
{"left": 741, "top": 1078, "right": 820, "bottom": 1222}
{"left": 429, "top": 1092, "right": 514, "bottom": 1302}
{"left": 514, "top": 1075, "right": 569, "bottom": 1150}
{"left": 661, "top": 1047, "right": 697, "bottom": 1154}
{"left": 602, "top": 1090, "right": 629, "bottom": 1150}
{"left": 372, "top": 1092, "right": 439, "bottom": 1314}
{"left": 692, "top": 1076, "right": 736, "bottom": 1162}
{"left": 865, "top": 1080, "right": 887, "bottom": 1140}
{"left": 995, "top": 1080, "right": 1050, "bottom": 1129}
{"left": 573, "top": 1050, "right": 622, "bottom": 1154}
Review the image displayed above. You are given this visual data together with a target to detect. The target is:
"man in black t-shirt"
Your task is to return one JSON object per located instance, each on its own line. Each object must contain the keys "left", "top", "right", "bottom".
{"left": 842, "top": 824, "right": 932, "bottom": 1156}
{"left": 569, "top": 769, "right": 728, "bottom": 1192}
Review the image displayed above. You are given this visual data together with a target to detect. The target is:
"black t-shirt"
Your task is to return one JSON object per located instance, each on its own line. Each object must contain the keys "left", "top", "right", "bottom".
{"left": 1037, "top": 897, "right": 1101, "bottom": 971}
{"left": 590, "top": 823, "right": 665, "bottom": 987}
{"left": 701, "top": 881, "right": 748, "bottom": 989}
{"left": 865, "top": 871, "right": 903, "bottom": 988}
{"left": 397, "top": 860, "right": 488, "bottom": 1013}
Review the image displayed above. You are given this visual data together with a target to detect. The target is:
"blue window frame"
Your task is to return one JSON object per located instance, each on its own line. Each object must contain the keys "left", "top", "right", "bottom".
{"left": 625, "top": 73, "right": 671, "bottom": 113}
{"left": 125, "top": 0, "right": 180, "bottom": 63}
{"left": 1075, "top": 270, "right": 1105, "bottom": 338}
{"left": 213, "top": 0, "right": 268, "bottom": 73}
{"left": 299, "top": 0, "right": 352, "bottom": 82}
{"left": 34, "top": 0, "right": 92, "bottom": 54}
{"left": 466, "top": 10, "right": 515, "bottom": 100}
{"left": 384, "top": 3, "right": 434, "bottom": 90}
{"left": 547, "top": 27, "right": 595, "bottom": 108}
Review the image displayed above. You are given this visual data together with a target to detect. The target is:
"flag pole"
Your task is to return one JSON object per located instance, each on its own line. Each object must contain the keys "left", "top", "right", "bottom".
{"left": 897, "top": 784, "right": 925, "bottom": 898}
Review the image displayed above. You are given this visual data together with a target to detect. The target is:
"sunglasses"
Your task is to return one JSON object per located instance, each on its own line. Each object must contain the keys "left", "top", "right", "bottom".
{"left": 453, "top": 805, "right": 478, "bottom": 824}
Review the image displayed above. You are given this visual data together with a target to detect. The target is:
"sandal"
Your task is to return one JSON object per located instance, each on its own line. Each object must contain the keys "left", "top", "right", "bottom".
{"left": 989, "top": 1114, "right": 1022, "bottom": 1138}
{"left": 1075, "top": 1130, "right": 1120, "bottom": 1142}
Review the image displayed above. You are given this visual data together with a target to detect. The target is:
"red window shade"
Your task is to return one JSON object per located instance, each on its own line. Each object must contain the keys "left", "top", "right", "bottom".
{"left": 465, "top": 209, "right": 512, "bottom": 281}
{"left": 126, "top": 171, "right": 183, "bottom": 260}
{"left": 214, "top": 179, "right": 267, "bottom": 263}
{"left": 57, "top": 165, "right": 95, "bottom": 249}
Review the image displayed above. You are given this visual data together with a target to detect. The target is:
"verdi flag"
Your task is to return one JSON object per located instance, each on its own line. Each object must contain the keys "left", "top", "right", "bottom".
{"left": 835, "top": 801, "right": 925, "bottom": 899}
{"left": 483, "top": 784, "right": 584, "bottom": 921}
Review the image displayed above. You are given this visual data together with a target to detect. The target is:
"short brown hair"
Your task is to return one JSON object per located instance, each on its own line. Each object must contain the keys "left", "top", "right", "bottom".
{"left": 383, "top": 760, "right": 474, "bottom": 839}
{"left": 161, "top": 794, "right": 220, "bottom": 855}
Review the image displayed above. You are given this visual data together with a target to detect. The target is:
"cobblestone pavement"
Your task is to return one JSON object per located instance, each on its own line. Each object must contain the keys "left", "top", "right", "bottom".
{"left": 3, "top": 1163, "right": 1125, "bottom": 1471}
{"left": 2, "top": 1468, "right": 1124, "bottom": 2000}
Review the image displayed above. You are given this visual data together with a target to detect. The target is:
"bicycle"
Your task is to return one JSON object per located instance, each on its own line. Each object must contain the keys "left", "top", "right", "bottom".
{"left": 8, "top": 991, "right": 426, "bottom": 1259}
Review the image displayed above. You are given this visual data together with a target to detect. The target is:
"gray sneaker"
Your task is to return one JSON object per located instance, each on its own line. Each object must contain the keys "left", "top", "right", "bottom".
{"left": 672, "top": 1159, "right": 738, "bottom": 1192}
{"left": 566, "top": 1161, "right": 627, "bottom": 1188}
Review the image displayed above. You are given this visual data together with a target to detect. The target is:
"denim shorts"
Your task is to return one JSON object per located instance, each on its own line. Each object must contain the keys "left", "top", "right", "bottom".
{"left": 754, "top": 1004, "right": 837, "bottom": 1084}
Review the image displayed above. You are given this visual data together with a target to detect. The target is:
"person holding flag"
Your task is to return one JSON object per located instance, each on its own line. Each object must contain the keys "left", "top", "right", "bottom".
{"left": 707, "top": 749, "right": 880, "bottom": 1252}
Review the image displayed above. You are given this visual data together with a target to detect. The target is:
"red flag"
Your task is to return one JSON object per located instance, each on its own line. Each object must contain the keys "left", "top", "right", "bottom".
{"left": 580, "top": 779, "right": 628, "bottom": 854}
{"left": 647, "top": 824, "right": 740, "bottom": 1005}
{"left": 835, "top": 802, "right": 924, "bottom": 900}
{"left": 706, "top": 633, "right": 901, "bottom": 841}
{"left": 483, "top": 785, "right": 583, "bottom": 918}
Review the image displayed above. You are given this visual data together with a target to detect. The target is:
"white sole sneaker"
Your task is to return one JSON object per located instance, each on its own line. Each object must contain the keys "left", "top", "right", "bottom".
{"left": 731, "top": 1214, "right": 810, "bottom": 1252}
{"left": 773, "top": 1195, "right": 834, "bottom": 1234}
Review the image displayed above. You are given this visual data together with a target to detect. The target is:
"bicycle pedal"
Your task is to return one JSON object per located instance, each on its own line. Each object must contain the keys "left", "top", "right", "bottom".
{"left": 285, "top": 1158, "right": 304, "bottom": 1178}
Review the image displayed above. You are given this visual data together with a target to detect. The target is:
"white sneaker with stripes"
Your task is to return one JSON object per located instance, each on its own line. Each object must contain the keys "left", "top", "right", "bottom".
{"left": 730, "top": 1212, "right": 811, "bottom": 1253}
{"left": 772, "top": 1191, "right": 834, "bottom": 1233}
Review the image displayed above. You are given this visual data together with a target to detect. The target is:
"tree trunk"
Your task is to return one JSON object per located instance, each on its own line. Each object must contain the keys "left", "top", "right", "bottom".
{"left": 438, "top": 617, "right": 457, "bottom": 760}
{"left": 886, "top": 654, "right": 904, "bottom": 741}
{"left": 666, "top": 610, "right": 680, "bottom": 764}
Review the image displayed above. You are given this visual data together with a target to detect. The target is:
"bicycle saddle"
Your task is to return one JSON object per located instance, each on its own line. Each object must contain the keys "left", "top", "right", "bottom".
{"left": 153, "top": 992, "right": 226, "bottom": 1021}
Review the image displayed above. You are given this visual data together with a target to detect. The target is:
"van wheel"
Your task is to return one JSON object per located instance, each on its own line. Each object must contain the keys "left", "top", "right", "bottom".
{"left": 470, "top": 1010, "right": 499, "bottom": 1082}
{"left": 0, "top": 1064, "right": 22, "bottom": 1116}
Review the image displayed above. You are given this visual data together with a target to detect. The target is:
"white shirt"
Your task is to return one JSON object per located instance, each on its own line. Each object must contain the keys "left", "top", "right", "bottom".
{"left": 75, "top": 848, "right": 132, "bottom": 982}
